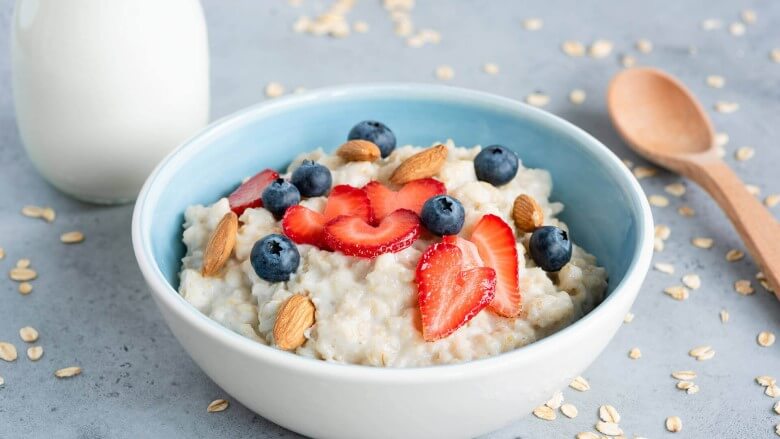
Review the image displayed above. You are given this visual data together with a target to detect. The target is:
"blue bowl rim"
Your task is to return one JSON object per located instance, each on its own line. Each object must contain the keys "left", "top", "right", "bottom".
{"left": 131, "top": 83, "right": 654, "bottom": 382}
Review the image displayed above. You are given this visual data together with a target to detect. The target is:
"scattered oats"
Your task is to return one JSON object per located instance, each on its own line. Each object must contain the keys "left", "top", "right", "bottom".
{"left": 406, "top": 35, "right": 424, "bottom": 48}
{"left": 595, "top": 421, "right": 623, "bottom": 436}
{"left": 207, "top": 399, "right": 230, "bottom": 413}
{"left": 701, "top": 19, "right": 722, "bottom": 30}
{"left": 706, "top": 75, "right": 725, "bottom": 88}
{"left": 686, "top": 384, "right": 700, "bottom": 394}
{"left": 720, "top": 309, "right": 729, "bottom": 323}
{"left": 27, "top": 346, "right": 43, "bottom": 361}
{"left": 741, "top": 9, "right": 757, "bottom": 24}
{"left": 525, "top": 92, "right": 550, "bottom": 108}
{"left": 16, "top": 258, "right": 30, "bottom": 268}
{"left": 576, "top": 433, "right": 599, "bottom": 439}
{"left": 682, "top": 273, "right": 701, "bottom": 290}
{"left": 665, "top": 183, "right": 686, "bottom": 197}
{"left": 654, "top": 262, "right": 675, "bottom": 275}
{"left": 621, "top": 54, "right": 636, "bottom": 68}
{"left": 60, "top": 231, "right": 85, "bottom": 244}
{"left": 734, "top": 279, "right": 754, "bottom": 295}
{"left": 482, "top": 63, "right": 500, "bottom": 75}
{"left": 676, "top": 381, "right": 698, "bottom": 394}
{"left": 18, "top": 282, "right": 32, "bottom": 295}
{"left": 664, "top": 286, "right": 690, "bottom": 301}
{"left": 725, "top": 249, "right": 744, "bottom": 262}
{"left": 767, "top": 385, "right": 780, "bottom": 398}
{"left": 21, "top": 205, "right": 43, "bottom": 218}
{"left": 265, "top": 82, "right": 285, "bottom": 98}
{"left": 764, "top": 194, "right": 780, "bottom": 208}
{"left": 353, "top": 21, "right": 369, "bottom": 33}
{"left": 689, "top": 345, "right": 715, "bottom": 361}
{"left": 588, "top": 39, "right": 613, "bottom": 58}
{"left": 54, "top": 366, "right": 82, "bottom": 378}
{"left": 672, "top": 370, "right": 697, "bottom": 381}
{"left": 655, "top": 225, "right": 671, "bottom": 240}
{"left": 774, "top": 401, "right": 779, "bottom": 415}
{"left": 417, "top": 29, "right": 441, "bottom": 45}
{"left": 597, "top": 404, "right": 620, "bottom": 422}
{"left": 757, "top": 376, "right": 777, "bottom": 387}
{"left": 622, "top": 159, "right": 634, "bottom": 168}
{"left": 776, "top": 424, "right": 780, "bottom": 437}
{"left": 628, "top": 347, "right": 642, "bottom": 359}
{"left": 569, "top": 89, "right": 586, "bottom": 104}
{"left": 0, "top": 342, "right": 18, "bottom": 362}
{"left": 714, "top": 101, "right": 739, "bottom": 113}
{"left": 729, "top": 22, "right": 746, "bottom": 36}
{"left": 0, "top": 247, "right": 4, "bottom": 259}
{"left": 772, "top": 49, "right": 780, "bottom": 63}
{"left": 545, "top": 391, "right": 564, "bottom": 409}
{"left": 692, "top": 237, "right": 713, "bottom": 249}
{"left": 649, "top": 195, "right": 669, "bottom": 207}
{"left": 636, "top": 38, "right": 653, "bottom": 53}
{"left": 654, "top": 238, "right": 665, "bottom": 252}
{"left": 560, "top": 403, "right": 578, "bottom": 418}
{"left": 521, "top": 18, "right": 543, "bottom": 31}
{"left": 292, "top": 16, "right": 311, "bottom": 33}
{"left": 561, "top": 40, "right": 585, "bottom": 57}
{"left": 666, "top": 416, "right": 682, "bottom": 432}
{"left": 0, "top": 376, "right": 3, "bottom": 386}
{"left": 532, "top": 405, "right": 556, "bottom": 421}
{"left": 9, "top": 267, "right": 37, "bottom": 282}
{"left": 435, "top": 65, "right": 454, "bottom": 81}
{"left": 758, "top": 331, "right": 776, "bottom": 347}
{"left": 41, "top": 207, "right": 56, "bottom": 223}
{"left": 735, "top": 146, "right": 755, "bottom": 161}
{"left": 569, "top": 375, "right": 590, "bottom": 392}
{"left": 624, "top": 312, "right": 635, "bottom": 323}
{"left": 19, "top": 326, "right": 39, "bottom": 343}
{"left": 678, "top": 205, "right": 695, "bottom": 217}
{"left": 633, "top": 166, "right": 658, "bottom": 179}
{"left": 715, "top": 132, "right": 730, "bottom": 147}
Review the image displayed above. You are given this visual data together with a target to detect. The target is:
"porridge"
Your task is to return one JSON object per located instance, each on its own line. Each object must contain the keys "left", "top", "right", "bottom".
{"left": 178, "top": 121, "right": 607, "bottom": 367}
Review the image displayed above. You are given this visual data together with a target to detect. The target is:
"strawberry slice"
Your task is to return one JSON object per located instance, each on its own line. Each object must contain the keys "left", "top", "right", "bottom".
{"left": 442, "top": 235, "right": 484, "bottom": 270}
{"left": 469, "top": 214, "right": 521, "bottom": 317}
{"left": 416, "top": 242, "right": 496, "bottom": 341}
{"left": 282, "top": 185, "right": 372, "bottom": 248}
{"left": 323, "top": 209, "right": 421, "bottom": 258}
{"left": 228, "top": 169, "right": 279, "bottom": 216}
{"left": 363, "top": 178, "right": 446, "bottom": 221}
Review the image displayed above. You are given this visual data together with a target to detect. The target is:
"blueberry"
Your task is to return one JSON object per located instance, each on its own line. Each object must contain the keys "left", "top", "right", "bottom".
{"left": 262, "top": 178, "right": 300, "bottom": 219}
{"left": 529, "top": 226, "right": 572, "bottom": 272}
{"left": 347, "top": 120, "right": 396, "bottom": 158}
{"left": 250, "top": 234, "right": 300, "bottom": 282}
{"left": 474, "top": 145, "right": 519, "bottom": 186}
{"left": 291, "top": 160, "right": 332, "bottom": 197}
{"left": 420, "top": 195, "right": 465, "bottom": 236}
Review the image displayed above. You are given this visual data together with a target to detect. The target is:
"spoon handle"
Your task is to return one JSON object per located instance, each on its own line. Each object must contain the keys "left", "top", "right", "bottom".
{"left": 694, "top": 160, "right": 780, "bottom": 298}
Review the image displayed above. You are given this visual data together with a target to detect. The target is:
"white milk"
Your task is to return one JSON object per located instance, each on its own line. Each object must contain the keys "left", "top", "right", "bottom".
{"left": 12, "top": 0, "right": 210, "bottom": 203}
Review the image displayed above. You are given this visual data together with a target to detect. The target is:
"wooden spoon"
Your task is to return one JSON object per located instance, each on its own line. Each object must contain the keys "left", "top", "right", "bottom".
{"left": 607, "top": 67, "right": 780, "bottom": 298}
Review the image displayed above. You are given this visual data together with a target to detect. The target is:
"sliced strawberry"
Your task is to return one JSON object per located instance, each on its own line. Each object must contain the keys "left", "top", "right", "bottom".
{"left": 416, "top": 243, "right": 496, "bottom": 341}
{"left": 442, "top": 235, "right": 484, "bottom": 270}
{"left": 323, "top": 209, "right": 421, "bottom": 258}
{"left": 282, "top": 184, "right": 371, "bottom": 248}
{"left": 228, "top": 169, "right": 279, "bottom": 216}
{"left": 363, "top": 178, "right": 446, "bottom": 221}
{"left": 469, "top": 214, "right": 521, "bottom": 317}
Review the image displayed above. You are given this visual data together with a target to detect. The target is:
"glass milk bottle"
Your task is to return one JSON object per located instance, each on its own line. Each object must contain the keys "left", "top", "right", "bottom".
{"left": 12, "top": 0, "right": 210, "bottom": 203}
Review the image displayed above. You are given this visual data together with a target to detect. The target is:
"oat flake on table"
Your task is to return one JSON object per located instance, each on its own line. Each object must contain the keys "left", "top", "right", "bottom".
{"left": 561, "top": 40, "right": 585, "bottom": 57}
{"left": 560, "top": 403, "right": 578, "bottom": 418}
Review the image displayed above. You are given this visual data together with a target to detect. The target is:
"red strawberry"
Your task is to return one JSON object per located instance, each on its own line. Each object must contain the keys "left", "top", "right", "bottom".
{"left": 469, "top": 214, "right": 521, "bottom": 317}
{"left": 363, "top": 178, "right": 446, "bottom": 221}
{"left": 416, "top": 243, "right": 496, "bottom": 341}
{"left": 442, "top": 235, "right": 484, "bottom": 270}
{"left": 282, "top": 185, "right": 372, "bottom": 248}
{"left": 228, "top": 169, "right": 279, "bottom": 216}
{"left": 323, "top": 209, "right": 421, "bottom": 258}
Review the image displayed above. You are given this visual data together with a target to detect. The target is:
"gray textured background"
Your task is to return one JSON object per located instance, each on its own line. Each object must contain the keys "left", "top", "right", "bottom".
{"left": 1, "top": 1, "right": 779, "bottom": 438}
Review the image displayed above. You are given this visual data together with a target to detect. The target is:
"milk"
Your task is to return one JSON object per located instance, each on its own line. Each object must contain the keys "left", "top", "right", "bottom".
{"left": 12, "top": 0, "right": 210, "bottom": 203}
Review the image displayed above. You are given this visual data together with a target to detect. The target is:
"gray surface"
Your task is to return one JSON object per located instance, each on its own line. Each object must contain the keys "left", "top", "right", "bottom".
{"left": 1, "top": 1, "right": 778, "bottom": 438}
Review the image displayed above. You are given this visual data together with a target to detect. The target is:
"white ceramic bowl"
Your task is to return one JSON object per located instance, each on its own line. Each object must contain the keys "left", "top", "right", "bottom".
{"left": 132, "top": 84, "right": 653, "bottom": 439}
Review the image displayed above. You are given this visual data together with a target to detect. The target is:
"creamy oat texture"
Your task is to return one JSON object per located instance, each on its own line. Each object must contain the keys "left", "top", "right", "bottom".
{"left": 179, "top": 141, "right": 607, "bottom": 367}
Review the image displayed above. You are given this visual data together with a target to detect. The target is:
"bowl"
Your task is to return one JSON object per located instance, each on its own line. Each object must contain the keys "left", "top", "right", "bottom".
{"left": 132, "top": 84, "right": 653, "bottom": 439}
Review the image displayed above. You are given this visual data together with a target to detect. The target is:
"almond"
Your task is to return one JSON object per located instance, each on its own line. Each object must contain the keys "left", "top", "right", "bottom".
{"left": 389, "top": 144, "right": 448, "bottom": 185}
{"left": 273, "top": 294, "right": 315, "bottom": 350}
{"left": 336, "top": 139, "right": 381, "bottom": 162}
{"left": 512, "top": 194, "right": 544, "bottom": 233}
{"left": 202, "top": 212, "right": 238, "bottom": 276}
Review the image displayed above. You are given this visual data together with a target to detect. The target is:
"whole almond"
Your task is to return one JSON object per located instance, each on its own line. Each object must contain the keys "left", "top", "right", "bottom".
{"left": 513, "top": 194, "right": 544, "bottom": 233}
{"left": 274, "top": 294, "right": 315, "bottom": 351}
{"left": 389, "top": 144, "right": 448, "bottom": 185}
{"left": 202, "top": 212, "right": 238, "bottom": 276}
{"left": 337, "top": 140, "right": 381, "bottom": 162}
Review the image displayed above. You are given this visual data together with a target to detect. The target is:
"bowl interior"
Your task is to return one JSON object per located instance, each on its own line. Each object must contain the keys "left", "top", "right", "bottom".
{"left": 142, "top": 85, "right": 642, "bottom": 298}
